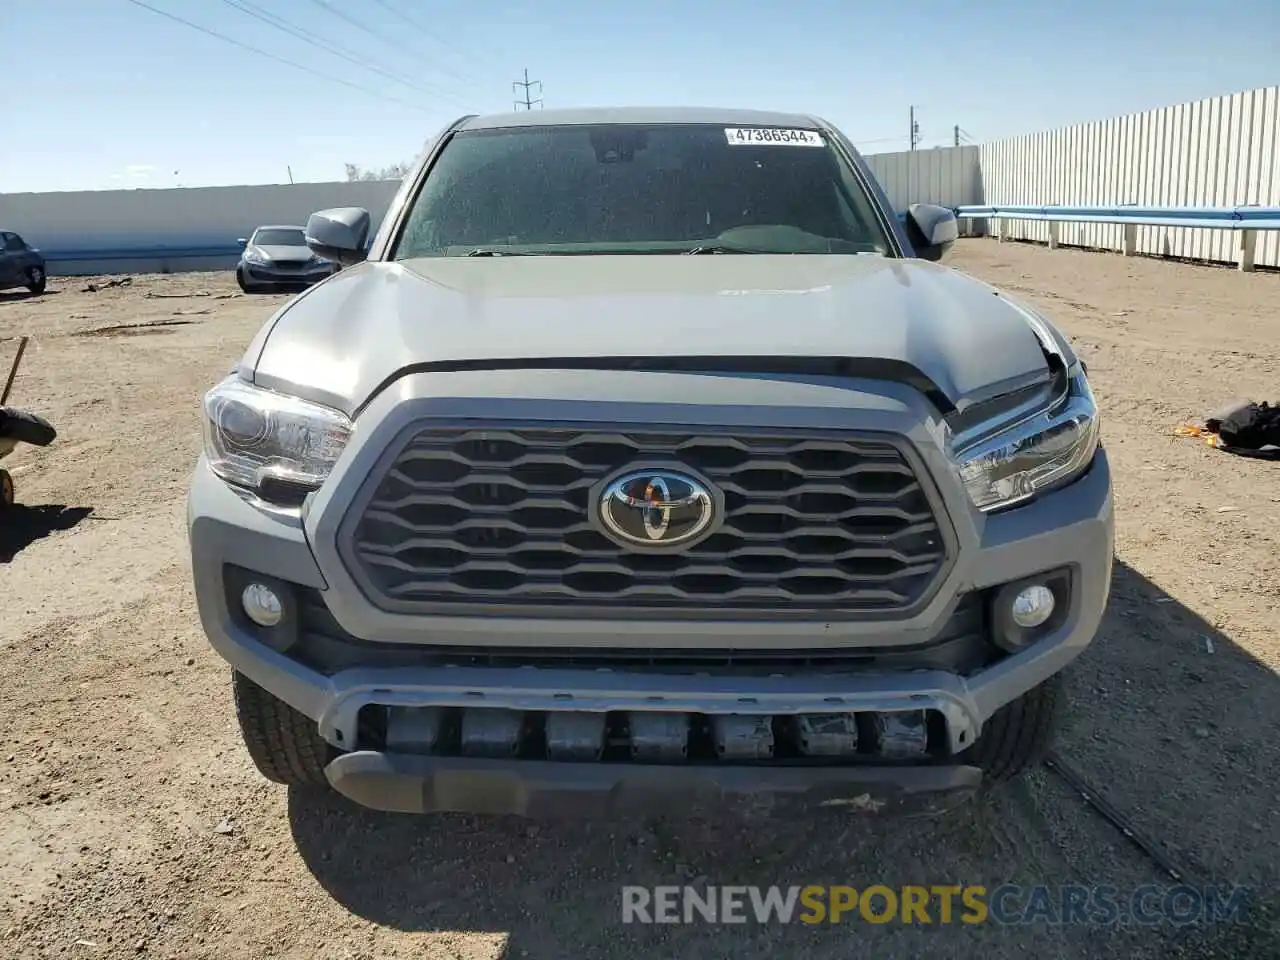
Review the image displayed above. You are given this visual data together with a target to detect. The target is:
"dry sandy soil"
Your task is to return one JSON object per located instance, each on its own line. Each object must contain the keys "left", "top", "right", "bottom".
{"left": 0, "top": 241, "right": 1277, "bottom": 959}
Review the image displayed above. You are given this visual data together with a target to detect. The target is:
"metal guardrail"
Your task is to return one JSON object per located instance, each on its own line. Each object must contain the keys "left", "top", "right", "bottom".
{"left": 953, "top": 204, "right": 1280, "bottom": 271}
{"left": 40, "top": 244, "right": 241, "bottom": 263}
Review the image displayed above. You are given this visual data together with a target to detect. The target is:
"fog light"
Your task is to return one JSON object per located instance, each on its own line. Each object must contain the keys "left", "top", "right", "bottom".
{"left": 1011, "top": 584, "right": 1055, "bottom": 628}
{"left": 241, "top": 583, "right": 283, "bottom": 627}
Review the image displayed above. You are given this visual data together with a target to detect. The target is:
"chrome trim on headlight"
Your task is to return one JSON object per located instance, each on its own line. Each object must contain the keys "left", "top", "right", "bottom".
{"left": 201, "top": 375, "right": 352, "bottom": 503}
{"left": 951, "top": 373, "right": 1100, "bottom": 513}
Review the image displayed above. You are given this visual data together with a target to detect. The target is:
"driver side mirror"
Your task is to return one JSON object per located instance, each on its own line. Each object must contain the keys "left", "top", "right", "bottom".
{"left": 905, "top": 203, "right": 959, "bottom": 262}
{"left": 305, "top": 207, "right": 371, "bottom": 266}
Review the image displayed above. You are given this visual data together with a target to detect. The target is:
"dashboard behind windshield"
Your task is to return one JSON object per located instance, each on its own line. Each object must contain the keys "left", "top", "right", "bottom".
{"left": 393, "top": 122, "right": 894, "bottom": 258}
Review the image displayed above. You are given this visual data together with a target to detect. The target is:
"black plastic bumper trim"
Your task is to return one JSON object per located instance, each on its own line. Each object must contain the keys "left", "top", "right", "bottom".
{"left": 324, "top": 751, "right": 983, "bottom": 818}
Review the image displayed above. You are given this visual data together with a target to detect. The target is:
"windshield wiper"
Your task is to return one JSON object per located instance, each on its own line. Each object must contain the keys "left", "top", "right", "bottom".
{"left": 684, "top": 244, "right": 756, "bottom": 255}
{"left": 465, "top": 247, "right": 528, "bottom": 257}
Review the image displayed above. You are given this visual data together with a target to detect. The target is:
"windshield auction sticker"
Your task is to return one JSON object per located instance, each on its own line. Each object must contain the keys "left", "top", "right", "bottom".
{"left": 724, "top": 127, "right": 825, "bottom": 147}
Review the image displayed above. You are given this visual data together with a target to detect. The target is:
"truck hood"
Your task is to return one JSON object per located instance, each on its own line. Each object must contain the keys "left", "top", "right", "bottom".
{"left": 247, "top": 254, "right": 1059, "bottom": 416}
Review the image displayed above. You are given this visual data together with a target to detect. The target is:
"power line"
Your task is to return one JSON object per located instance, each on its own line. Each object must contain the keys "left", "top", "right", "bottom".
{"left": 513, "top": 68, "right": 542, "bottom": 110}
{"left": 216, "top": 0, "right": 458, "bottom": 100}
{"left": 304, "top": 0, "right": 475, "bottom": 106}
{"left": 854, "top": 135, "right": 912, "bottom": 146}
{"left": 121, "top": 0, "right": 429, "bottom": 111}
{"left": 367, "top": 0, "right": 494, "bottom": 87}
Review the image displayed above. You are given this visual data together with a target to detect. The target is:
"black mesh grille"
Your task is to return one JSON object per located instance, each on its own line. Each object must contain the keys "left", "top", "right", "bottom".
{"left": 345, "top": 425, "right": 950, "bottom": 613}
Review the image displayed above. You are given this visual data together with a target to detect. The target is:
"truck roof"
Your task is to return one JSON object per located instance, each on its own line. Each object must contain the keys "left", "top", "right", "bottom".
{"left": 459, "top": 106, "right": 825, "bottom": 131}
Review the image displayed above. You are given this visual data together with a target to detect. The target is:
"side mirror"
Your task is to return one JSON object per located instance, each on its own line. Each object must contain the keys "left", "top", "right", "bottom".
{"left": 305, "top": 207, "right": 371, "bottom": 266}
{"left": 905, "top": 203, "right": 959, "bottom": 262}
{"left": 236, "top": 237, "right": 248, "bottom": 250}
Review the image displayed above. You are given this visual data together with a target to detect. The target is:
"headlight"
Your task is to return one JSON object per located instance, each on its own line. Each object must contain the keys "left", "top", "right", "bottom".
{"left": 243, "top": 250, "right": 268, "bottom": 265}
{"left": 954, "top": 372, "right": 1100, "bottom": 512}
{"left": 201, "top": 376, "right": 351, "bottom": 501}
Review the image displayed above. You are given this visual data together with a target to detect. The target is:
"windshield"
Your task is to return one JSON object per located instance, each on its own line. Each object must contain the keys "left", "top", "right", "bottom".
{"left": 252, "top": 228, "right": 305, "bottom": 246}
{"left": 392, "top": 123, "right": 893, "bottom": 257}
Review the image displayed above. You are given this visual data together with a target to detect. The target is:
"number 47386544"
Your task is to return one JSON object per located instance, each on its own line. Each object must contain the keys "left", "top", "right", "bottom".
{"left": 723, "top": 127, "right": 825, "bottom": 147}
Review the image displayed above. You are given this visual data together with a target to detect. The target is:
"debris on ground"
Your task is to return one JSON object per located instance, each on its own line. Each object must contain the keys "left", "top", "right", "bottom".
{"left": 1175, "top": 400, "right": 1280, "bottom": 459}
{"left": 74, "top": 319, "right": 196, "bottom": 338}
{"left": 143, "top": 290, "right": 211, "bottom": 299}
{"left": 81, "top": 278, "right": 132, "bottom": 293}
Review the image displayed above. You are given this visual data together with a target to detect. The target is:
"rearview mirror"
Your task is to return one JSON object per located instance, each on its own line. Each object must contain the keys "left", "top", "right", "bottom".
{"left": 305, "top": 207, "right": 371, "bottom": 266}
{"left": 236, "top": 237, "right": 248, "bottom": 250}
{"left": 905, "top": 203, "right": 959, "bottom": 262}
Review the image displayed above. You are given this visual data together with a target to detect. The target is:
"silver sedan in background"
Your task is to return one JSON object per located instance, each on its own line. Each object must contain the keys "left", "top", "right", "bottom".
{"left": 235, "top": 225, "right": 338, "bottom": 293}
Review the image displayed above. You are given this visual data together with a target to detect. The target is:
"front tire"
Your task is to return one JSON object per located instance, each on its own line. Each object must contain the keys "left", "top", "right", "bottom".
{"left": 235, "top": 267, "right": 255, "bottom": 293}
{"left": 961, "top": 674, "right": 1062, "bottom": 783}
{"left": 0, "top": 469, "right": 13, "bottom": 508}
{"left": 232, "top": 671, "right": 334, "bottom": 787}
{"left": 24, "top": 266, "right": 46, "bottom": 295}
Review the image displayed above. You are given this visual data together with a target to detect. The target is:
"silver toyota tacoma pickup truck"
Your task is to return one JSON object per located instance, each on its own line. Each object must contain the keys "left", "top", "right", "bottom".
{"left": 188, "top": 107, "right": 1112, "bottom": 819}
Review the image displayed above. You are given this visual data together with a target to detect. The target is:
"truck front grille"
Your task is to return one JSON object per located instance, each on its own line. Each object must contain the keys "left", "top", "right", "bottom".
{"left": 343, "top": 423, "right": 951, "bottom": 616}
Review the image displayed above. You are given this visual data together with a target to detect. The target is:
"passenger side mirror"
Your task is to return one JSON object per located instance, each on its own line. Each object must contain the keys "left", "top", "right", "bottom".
{"left": 305, "top": 207, "right": 371, "bottom": 266}
{"left": 905, "top": 203, "right": 959, "bottom": 262}
{"left": 236, "top": 237, "right": 248, "bottom": 250}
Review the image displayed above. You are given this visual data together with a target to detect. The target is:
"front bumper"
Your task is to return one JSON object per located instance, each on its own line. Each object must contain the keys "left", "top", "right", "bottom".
{"left": 241, "top": 261, "right": 336, "bottom": 286}
{"left": 188, "top": 371, "right": 1114, "bottom": 817}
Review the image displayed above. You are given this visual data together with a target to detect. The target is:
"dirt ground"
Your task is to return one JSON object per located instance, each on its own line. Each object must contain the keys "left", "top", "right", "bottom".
{"left": 1, "top": 241, "right": 1278, "bottom": 959}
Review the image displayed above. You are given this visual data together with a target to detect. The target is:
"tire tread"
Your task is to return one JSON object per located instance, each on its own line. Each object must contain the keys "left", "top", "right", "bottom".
{"left": 963, "top": 674, "right": 1062, "bottom": 782}
{"left": 232, "top": 671, "right": 332, "bottom": 786}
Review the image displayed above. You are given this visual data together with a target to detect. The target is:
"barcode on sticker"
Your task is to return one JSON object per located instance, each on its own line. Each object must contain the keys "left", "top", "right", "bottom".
{"left": 724, "top": 127, "right": 825, "bottom": 147}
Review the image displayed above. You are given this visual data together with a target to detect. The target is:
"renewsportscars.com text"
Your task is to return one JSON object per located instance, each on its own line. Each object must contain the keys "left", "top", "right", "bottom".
{"left": 620, "top": 884, "right": 1251, "bottom": 926}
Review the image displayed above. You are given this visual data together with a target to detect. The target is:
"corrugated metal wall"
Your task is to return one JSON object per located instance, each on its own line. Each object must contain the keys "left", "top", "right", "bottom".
{"left": 0, "top": 179, "right": 400, "bottom": 275}
{"left": 979, "top": 85, "right": 1280, "bottom": 267}
{"left": 863, "top": 146, "right": 983, "bottom": 212}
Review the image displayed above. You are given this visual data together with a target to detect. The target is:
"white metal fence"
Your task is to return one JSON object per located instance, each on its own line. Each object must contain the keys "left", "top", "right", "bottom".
{"left": 979, "top": 85, "right": 1280, "bottom": 268}
{"left": 863, "top": 146, "right": 983, "bottom": 214}
{"left": 0, "top": 180, "right": 401, "bottom": 276}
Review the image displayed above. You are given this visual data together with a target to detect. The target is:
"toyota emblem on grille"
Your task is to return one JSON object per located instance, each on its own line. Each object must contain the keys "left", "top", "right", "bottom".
{"left": 596, "top": 468, "right": 719, "bottom": 550}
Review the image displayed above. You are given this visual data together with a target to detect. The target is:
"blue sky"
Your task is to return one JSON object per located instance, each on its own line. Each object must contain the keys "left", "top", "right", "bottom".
{"left": 4, "top": 0, "right": 1278, "bottom": 193}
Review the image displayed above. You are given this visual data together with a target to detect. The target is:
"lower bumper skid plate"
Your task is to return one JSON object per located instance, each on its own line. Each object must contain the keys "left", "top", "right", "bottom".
{"left": 323, "top": 751, "right": 983, "bottom": 818}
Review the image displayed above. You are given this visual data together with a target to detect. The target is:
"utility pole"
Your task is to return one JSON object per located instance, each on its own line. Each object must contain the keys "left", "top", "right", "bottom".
{"left": 953, "top": 125, "right": 960, "bottom": 148}
{"left": 909, "top": 106, "right": 920, "bottom": 151}
{"left": 512, "top": 68, "right": 542, "bottom": 111}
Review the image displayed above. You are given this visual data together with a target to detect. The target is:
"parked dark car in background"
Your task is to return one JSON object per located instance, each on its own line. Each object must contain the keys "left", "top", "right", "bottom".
{"left": 235, "top": 225, "right": 337, "bottom": 293}
{"left": 0, "top": 231, "right": 47, "bottom": 295}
